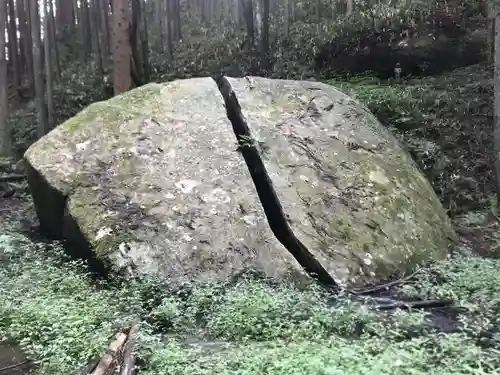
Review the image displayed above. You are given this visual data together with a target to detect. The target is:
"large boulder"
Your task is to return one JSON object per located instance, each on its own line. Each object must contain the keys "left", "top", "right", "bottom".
{"left": 24, "top": 76, "right": 457, "bottom": 289}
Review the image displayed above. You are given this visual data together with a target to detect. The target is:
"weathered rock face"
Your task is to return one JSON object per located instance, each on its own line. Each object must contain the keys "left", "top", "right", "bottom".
{"left": 24, "top": 76, "right": 457, "bottom": 288}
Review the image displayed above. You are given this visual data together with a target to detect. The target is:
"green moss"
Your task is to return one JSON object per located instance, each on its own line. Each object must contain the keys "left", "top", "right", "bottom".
{"left": 317, "top": 147, "right": 453, "bottom": 280}
{"left": 65, "top": 190, "right": 135, "bottom": 259}
{"left": 67, "top": 192, "right": 102, "bottom": 231}
{"left": 60, "top": 83, "right": 163, "bottom": 135}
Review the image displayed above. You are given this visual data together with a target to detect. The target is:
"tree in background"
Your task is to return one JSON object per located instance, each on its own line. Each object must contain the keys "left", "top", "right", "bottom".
{"left": 0, "top": 0, "right": 12, "bottom": 156}
{"left": 493, "top": 0, "right": 500, "bottom": 207}
{"left": 43, "top": 0, "right": 54, "bottom": 128}
{"left": 7, "top": 0, "right": 20, "bottom": 98}
{"left": 111, "top": 0, "right": 132, "bottom": 95}
{"left": 30, "top": 0, "right": 48, "bottom": 138}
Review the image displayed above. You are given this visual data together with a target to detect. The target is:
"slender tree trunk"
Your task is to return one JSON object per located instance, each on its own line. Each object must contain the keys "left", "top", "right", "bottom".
{"left": 71, "top": 0, "right": 79, "bottom": 58}
{"left": 0, "top": 0, "right": 12, "bottom": 156}
{"left": 81, "top": 0, "right": 92, "bottom": 60}
{"left": 315, "top": 0, "right": 321, "bottom": 33}
{"left": 30, "top": 0, "right": 48, "bottom": 138}
{"left": 494, "top": 2, "right": 500, "bottom": 208}
{"left": 200, "top": 0, "right": 206, "bottom": 22}
{"left": 253, "top": 0, "right": 262, "bottom": 45}
{"left": 56, "top": 0, "right": 74, "bottom": 34}
{"left": 243, "top": 0, "right": 254, "bottom": 48}
{"left": 18, "top": 0, "right": 33, "bottom": 85}
{"left": 48, "top": 0, "right": 61, "bottom": 79}
{"left": 44, "top": 0, "right": 54, "bottom": 129}
{"left": 89, "top": 0, "right": 103, "bottom": 73}
{"left": 157, "top": 0, "right": 165, "bottom": 51}
{"left": 346, "top": 0, "right": 353, "bottom": 17}
{"left": 165, "top": 0, "right": 174, "bottom": 58}
{"left": 130, "top": 0, "right": 144, "bottom": 83}
{"left": 262, "top": 0, "right": 269, "bottom": 61}
{"left": 111, "top": 0, "right": 131, "bottom": 94}
{"left": 98, "top": 0, "right": 110, "bottom": 69}
{"left": 232, "top": 0, "right": 239, "bottom": 23}
{"left": 140, "top": 0, "right": 150, "bottom": 82}
{"left": 174, "top": 0, "right": 181, "bottom": 40}
{"left": 284, "top": 0, "right": 289, "bottom": 38}
{"left": 6, "top": 0, "right": 20, "bottom": 95}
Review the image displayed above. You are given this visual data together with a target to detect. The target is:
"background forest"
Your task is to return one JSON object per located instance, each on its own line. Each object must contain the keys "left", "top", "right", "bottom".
{"left": 3, "top": 0, "right": 500, "bottom": 375}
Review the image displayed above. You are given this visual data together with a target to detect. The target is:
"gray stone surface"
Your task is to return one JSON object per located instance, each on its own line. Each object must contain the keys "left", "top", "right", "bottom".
{"left": 24, "top": 76, "right": 457, "bottom": 288}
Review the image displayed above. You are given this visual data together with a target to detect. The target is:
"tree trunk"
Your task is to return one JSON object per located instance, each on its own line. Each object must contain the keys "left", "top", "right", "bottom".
{"left": 243, "top": 0, "right": 254, "bottom": 48}
{"left": 494, "top": 3, "right": 500, "bottom": 208}
{"left": 0, "top": 0, "right": 12, "bottom": 156}
{"left": 30, "top": 0, "right": 48, "bottom": 138}
{"left": 56, "top": 0, "right": 74, "bottom": 34}
{"left": 140, "top": 0, "right": 150, "bottom": 82}
{"left": 346, "top": 0, "right": 353, "bottom": 17}
{"left": 18, "top": 0, "right": 33, "bottom": 84}
{"left": 130, "top": 0, "right": 144, "bottom": 84}
{"left": 261, "top": 0, "right": 269, "bottom": 62}
{"left": 315, "top": 0, "right": 320, "bottom": 33}
{"left": 253, "top": 0, "right": 262, "bottom": 46}
{"left": 6, "top": 0, "right": 20, "bottom": 95}
{"left": 43, "top": 0, "right": 54, "bottom": 129}
{"left": 71, "top": 0, "right": 79, "bottom": 57}
{"left": 157, "top": 0, "right": 165, "bottom": 51}
{"left": 98, "top": 0, "right": 110, "bottom": 69}
{"left": 174, "top": 0, "right": 181, "bottom": 40}
{"left": 90, "top": 0, "right": 103, "bottom": 73}
{"left": 111, "top": 0, "right": 131, "bottom": 94}
{"left": 233, "top": 0, "right": 239, "bottom": 23}
{"left": 81, "top": 0, "right": 92, "bottom": 60}
{"left": 48, "top": 0, "right": 61, "bottom": 79}
{"left": 165, "top": 0, "right": 174, "bottom": 58}
{"left": 284, "top": 0, "right": 289, "bottom": 38}
{"left": 488, "top": 1, "right": 495, "bottom": 64}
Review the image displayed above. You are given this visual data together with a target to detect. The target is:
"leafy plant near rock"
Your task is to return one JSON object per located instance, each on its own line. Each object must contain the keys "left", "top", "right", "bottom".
{"left": 2, "top": 228, "right": 500, "bottom": 375}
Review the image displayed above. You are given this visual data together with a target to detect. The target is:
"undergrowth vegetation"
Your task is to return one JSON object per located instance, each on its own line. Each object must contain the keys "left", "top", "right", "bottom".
{"left": 331, "top": 64, "right": 492, "bottom": 214}
{"left": 2, "top": 229, "right": 500, "bottom": 374}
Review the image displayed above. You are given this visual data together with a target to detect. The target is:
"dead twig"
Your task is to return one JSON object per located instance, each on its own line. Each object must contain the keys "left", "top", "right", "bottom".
{"left": 353, "top": 268, "right": 423, "bottom": 295}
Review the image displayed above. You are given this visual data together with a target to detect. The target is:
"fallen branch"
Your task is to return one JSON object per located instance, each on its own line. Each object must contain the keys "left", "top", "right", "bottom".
{"left": 0, "top": 174, "right": 26, "bottom": 183}
{"left": 91, "top": 332, "right": 128, "bottom": 375}
{"left": 78, "top": 321, "right": 140, "bottom": 375}
{"left": 375, "top": 299, "right": 453, "bottom": 311}
{"left": 0, "top": 360, "right": 29, "bottom": 372}
{"left": 120, "top": 323, "right": 139, "bottom": 375}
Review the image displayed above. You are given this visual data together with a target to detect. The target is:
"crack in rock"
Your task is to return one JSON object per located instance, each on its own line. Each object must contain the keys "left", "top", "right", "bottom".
{"left": 213, "top": 75, "right": 339, "bottom": 291}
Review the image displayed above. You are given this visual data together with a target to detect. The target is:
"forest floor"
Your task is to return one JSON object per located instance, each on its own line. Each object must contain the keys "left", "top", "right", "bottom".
{"left": 2, "top": 65, "right": 500, "bottom": 375}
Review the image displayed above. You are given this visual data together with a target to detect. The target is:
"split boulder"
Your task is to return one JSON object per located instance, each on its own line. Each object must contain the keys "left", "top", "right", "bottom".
{"left": 24, "top": 76, "right": 457, "bottom": 288}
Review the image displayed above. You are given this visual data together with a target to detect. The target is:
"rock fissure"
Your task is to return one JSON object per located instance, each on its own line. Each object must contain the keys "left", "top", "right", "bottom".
{"left": 213, "top": 75, "right": 340, "bottom": 291}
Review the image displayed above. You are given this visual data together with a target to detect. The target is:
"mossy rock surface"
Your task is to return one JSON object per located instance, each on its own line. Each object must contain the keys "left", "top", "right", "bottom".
{"left": 24, "top": 76, "right": 456, "bottom": 288}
